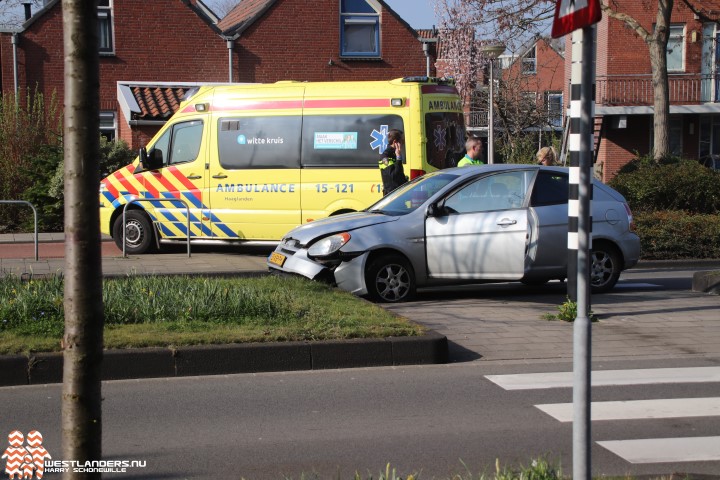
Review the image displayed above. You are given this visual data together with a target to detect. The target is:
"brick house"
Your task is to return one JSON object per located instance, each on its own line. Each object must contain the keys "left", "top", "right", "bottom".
{"left": 0, "top": 0, "right": 433, "bottom": 150}
{"left": 576, "top": 0, "right": 720, "bottom": 181}
{"left": 461, "top": 36, "right": 565, "bottom": 162}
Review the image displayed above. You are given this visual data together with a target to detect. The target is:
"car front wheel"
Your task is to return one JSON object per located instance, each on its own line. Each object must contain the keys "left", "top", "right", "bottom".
{"left": 590, "top": 244, "right": 621, "bottom": 293}
{"left": 365, "top": 254, "right": 416, "bottom": 303}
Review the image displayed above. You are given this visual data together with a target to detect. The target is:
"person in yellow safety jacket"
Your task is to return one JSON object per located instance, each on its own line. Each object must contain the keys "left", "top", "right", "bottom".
{"left": 379, "top": 128, "right": 408, "bottom": 196}
{"left": 457, "top": 135, "right": 485, "bottom": 167}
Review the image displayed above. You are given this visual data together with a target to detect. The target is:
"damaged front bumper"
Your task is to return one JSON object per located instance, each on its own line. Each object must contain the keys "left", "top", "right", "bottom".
{"left": 267, "top": 244, "right": 370, "bottom": 297}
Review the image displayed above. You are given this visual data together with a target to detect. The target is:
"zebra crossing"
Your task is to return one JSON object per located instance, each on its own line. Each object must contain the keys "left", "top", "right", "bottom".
{"left": 485, "top": 366, "right": 720, "bottom": 465}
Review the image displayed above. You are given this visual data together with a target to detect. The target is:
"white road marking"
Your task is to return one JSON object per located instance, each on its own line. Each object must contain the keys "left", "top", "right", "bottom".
{"left": 598, "top": 436, "right": 720, "bottom": 463}
{"left": 485, "top": 367, "right": 720, "bottom": 390}
{"left": 536, "top": 397, "right": 720, "bottom": 422}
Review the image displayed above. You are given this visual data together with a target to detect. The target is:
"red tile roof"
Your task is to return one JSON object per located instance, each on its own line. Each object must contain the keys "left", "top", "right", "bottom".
{"left": 217, "top": 0, "right": 276, "bottom": 34}
{"left": 130, "top": 86, "right": 194, "bottom": 121}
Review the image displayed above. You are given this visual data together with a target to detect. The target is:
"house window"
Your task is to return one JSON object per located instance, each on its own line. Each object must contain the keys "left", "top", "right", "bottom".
{"left": 340, "top": 0, "right": 380, "bottom": 58}
{"left": 98, "top": 0, "right": 114, "bottom": 54}
{"left": 522, "top": 45, "right": 536, "bottom": 74}
{"left": 100, "top": 111, "right": 116, "bottom": 141}
{"left": 667, "top": 24, "right": 684, "bottom": 72}
{"left": 545, "top": 92, "right": 563, "bottom": 128}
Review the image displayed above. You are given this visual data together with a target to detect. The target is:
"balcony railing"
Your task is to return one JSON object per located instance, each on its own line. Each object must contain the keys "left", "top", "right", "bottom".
{"left": 596, "top": 73, "right": 720, "bottom": 106}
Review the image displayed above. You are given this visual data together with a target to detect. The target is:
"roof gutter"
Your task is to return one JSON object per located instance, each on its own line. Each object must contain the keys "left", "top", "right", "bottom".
{"left": 128, "top": 120, "right": 167, "bottom": 126}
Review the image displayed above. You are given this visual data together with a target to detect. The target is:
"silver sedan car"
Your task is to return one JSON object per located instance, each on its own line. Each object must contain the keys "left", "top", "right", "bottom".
{"left": 267, "top": 165, "right": 641, "bottom": 302}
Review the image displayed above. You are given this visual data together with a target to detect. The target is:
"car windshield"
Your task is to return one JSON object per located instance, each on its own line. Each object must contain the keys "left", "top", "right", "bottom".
{"left": 367, "top": 172, "right": 458, "bottom": 215}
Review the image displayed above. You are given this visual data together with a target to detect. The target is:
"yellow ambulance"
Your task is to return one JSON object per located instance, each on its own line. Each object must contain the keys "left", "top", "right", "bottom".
{"left": 99, "top": 77, "right": 466, "bottom": 253}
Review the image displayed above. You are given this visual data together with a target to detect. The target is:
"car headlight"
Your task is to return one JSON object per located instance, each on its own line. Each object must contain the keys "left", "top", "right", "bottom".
{"left": 308, "top": 232, "right": 351, "bottom": 257}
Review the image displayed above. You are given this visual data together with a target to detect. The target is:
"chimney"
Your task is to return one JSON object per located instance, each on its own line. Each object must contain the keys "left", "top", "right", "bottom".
{"left": 22, "top": 2, "right": 32, "bottom": 21}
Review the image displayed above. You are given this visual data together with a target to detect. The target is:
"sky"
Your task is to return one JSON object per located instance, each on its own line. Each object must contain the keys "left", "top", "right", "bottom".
{"left": 0, "top": 0, "right": 440, "bottom": 31}
{"left": 383, "top": 0, "right": 439, "bottom": 30}
{"left": 202, "top": 0, "right": 440, "bottom": 30}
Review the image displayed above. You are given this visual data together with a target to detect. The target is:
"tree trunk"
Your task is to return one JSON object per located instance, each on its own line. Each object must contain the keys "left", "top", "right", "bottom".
{"left": 61, "top": 0, "right": 104, "bottom": 478}
{"left": 651, "top": 0, "right": 673, "bottom": 160}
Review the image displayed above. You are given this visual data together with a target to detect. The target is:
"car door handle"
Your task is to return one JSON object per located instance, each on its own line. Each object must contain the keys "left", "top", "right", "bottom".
{"left": 212, "top": 174, "right": 228, "bottom": 179}
{"left": 187, "top": 175, "right": 202, "bottom": 180}
{"left": 497, "top": 218, "right": 517, "bottom": 226}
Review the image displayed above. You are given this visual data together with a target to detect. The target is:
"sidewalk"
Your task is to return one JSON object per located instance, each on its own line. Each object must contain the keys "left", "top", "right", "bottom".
{"left": 0, "top": 232, "right": 271, "bottom": 278}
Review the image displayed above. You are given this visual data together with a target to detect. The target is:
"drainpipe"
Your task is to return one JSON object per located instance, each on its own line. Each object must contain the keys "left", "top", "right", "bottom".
{"left": 224, "top": 34, "right": 240, "bottom": 83}
{"left": 423, "top": 41, "right": 430, "bottom": 77}
{"left": 11, "top": 33, "right": 19, "bottom": 98}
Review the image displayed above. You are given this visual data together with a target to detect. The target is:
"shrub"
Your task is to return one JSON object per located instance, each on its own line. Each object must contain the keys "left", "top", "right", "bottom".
{"left": 634, "top": 210, "right": 720, "bottom": 259}
{"left": 0, "top": 89, "right": 62, "bottom": 232}
{"left": 609, "top": 156, "right": 720, "bottom": 214}
{"left": 0, "top": 91, "right": 136, "bottom": 233}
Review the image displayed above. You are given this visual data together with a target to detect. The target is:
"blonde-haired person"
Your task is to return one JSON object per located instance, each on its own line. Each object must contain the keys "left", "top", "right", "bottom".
{"left": 536, "top": 146, "right": 558, "bottom": 166}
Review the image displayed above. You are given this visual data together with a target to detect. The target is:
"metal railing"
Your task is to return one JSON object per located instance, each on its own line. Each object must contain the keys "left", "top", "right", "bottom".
{"left": 0, "top": 200, "right": 38, "bottom": 261}
{"left": 596, "top": 73, "right": 720, "bottom": 106}
{"left": 122, "top": 199, "right": 191, "bottom": 258}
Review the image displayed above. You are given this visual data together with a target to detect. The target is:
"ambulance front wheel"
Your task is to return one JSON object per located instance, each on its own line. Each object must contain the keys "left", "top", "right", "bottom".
{"left": 113, "top": 210, "right": 157, "bottom": 254}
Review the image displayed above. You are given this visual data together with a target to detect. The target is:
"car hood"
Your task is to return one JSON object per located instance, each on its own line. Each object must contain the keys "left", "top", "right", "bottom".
{"left": 282, "top": 212, "right": 399, "bottom": 245}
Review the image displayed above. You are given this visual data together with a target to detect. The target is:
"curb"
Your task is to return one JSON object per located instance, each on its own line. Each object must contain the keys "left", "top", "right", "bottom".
{"left": 692, "top": 270, "right": 720, "bottom": 295}
{"left": 0, "top": 332, "right": 449, "bottom": 386}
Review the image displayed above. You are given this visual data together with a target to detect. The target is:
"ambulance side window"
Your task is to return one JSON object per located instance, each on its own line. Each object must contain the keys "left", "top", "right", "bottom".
{"left": 149, "top": 120, "right": 203, "bottom": 167}
{"left": 301, "top": 114, "right": 403, "bottom": 167}
{"left": 152, "top": 129, "right": 171, "bottom": 166}
{"left": 218, "top": 116, "right": 302, "bottom": 169}
{"left": 169, "top": 120, "right": 204, "bottom": 165}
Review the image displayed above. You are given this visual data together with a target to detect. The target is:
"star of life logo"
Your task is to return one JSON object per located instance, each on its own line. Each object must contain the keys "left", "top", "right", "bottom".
{"left": 2, "top": 431, "right": 146, "bottom": 477}
{"left": 2, "top": 431, "right": 51, "bottom": 479}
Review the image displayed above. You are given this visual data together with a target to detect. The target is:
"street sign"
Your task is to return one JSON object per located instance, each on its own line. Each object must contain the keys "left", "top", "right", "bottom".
{"left": 551, "top": 0, "right": 601, "bottom": 38}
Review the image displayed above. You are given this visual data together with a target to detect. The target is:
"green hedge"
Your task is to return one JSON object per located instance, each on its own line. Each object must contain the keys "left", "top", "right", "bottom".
{"left": 635, "top": 210, "right": 720, "bottom": 259}
{"left": 609, "top": 157, "right": 720, "bottom": 214}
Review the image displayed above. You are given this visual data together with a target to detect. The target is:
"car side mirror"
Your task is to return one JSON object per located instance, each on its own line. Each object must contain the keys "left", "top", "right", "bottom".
{"left": 427, "top": 202, "right": 446, "bottom": 218}
{"left": 140, "top": 147, "right": 163, "bottom": 171}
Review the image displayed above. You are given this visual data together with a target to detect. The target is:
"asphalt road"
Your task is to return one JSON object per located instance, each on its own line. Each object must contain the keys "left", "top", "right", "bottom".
{"left": 2, "top": 356, "right": 719, "bottom": 479}
{"left": 1, "top": 241, "right": 718, "bottom": 478}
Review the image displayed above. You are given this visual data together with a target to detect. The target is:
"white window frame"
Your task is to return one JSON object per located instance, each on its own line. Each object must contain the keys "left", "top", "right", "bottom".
{"left": 545, "top": 91, "right": 563, "bottom": 128}
{"left": 522, "top": 45, "right": 536, "bottom": 75}
{"left": 100, "top": 111, "right": 117, "bottom": 141}
{"left": 98, "top": 0, "right": 114, "bottom": 55}
{"left": 340, "top": 0, "right": 381, "bottom": 58}
{"left": 666, "top": 24, "right": 685, "bottom": 72}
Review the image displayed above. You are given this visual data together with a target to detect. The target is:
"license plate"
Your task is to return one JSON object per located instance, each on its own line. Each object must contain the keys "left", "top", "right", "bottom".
{"left": 268, "top": 252, "right": 287, "bottom": 267}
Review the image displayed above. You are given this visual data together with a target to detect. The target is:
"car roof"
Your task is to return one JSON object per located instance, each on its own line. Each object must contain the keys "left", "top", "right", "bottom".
{"left": 442, "top": 164, "right": 566, "bottom": 176}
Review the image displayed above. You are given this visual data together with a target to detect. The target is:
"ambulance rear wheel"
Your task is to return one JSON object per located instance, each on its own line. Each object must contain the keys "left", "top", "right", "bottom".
{"left": 113, "top": 210, "right": 156, "bottom": 254}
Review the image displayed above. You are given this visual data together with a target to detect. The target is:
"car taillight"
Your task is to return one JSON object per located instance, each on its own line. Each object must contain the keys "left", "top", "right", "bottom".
{"left": 623, "top": 203, "right": 635, "bottom": 232}
{"left": 409, "top": 169, "right": 425, "bottom": 179}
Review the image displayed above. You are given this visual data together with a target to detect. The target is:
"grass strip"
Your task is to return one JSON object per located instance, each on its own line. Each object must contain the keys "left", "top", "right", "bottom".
{"left": 0, "top": 274, "right": 423, "bottom": 355}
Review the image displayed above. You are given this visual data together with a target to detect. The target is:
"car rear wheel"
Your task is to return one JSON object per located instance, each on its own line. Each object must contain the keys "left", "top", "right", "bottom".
{"left": 590, "top": 244, "right": 621, "bottom": 293}
{"left": 112, "top": 210, "right": 156, "bottom": 254}
{"left": 365, "top": 254, "right": 416, "bottom": 303}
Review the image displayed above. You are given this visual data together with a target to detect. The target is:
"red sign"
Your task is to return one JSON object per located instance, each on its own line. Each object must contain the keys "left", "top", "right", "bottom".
{"left": 551, "top": 0, "right": 602, "bottom": 38}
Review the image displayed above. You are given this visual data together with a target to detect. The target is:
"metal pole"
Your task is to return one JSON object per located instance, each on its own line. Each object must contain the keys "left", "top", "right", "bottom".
{"left": 0, "top": 200, "right": 38, "bottom": 261}
{"left": 572, "top": 25, "right": 595, "bottom": 480}
{"left": 488, "top": 59, "right": 495, "bottom": 164}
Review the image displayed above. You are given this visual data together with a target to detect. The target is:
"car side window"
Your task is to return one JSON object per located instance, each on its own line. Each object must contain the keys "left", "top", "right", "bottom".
{"left": 444, "top": 171, "right": 529, "bottom": 213}
{"left": 530, "top": 171, "right": 569, "bottom": 206}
